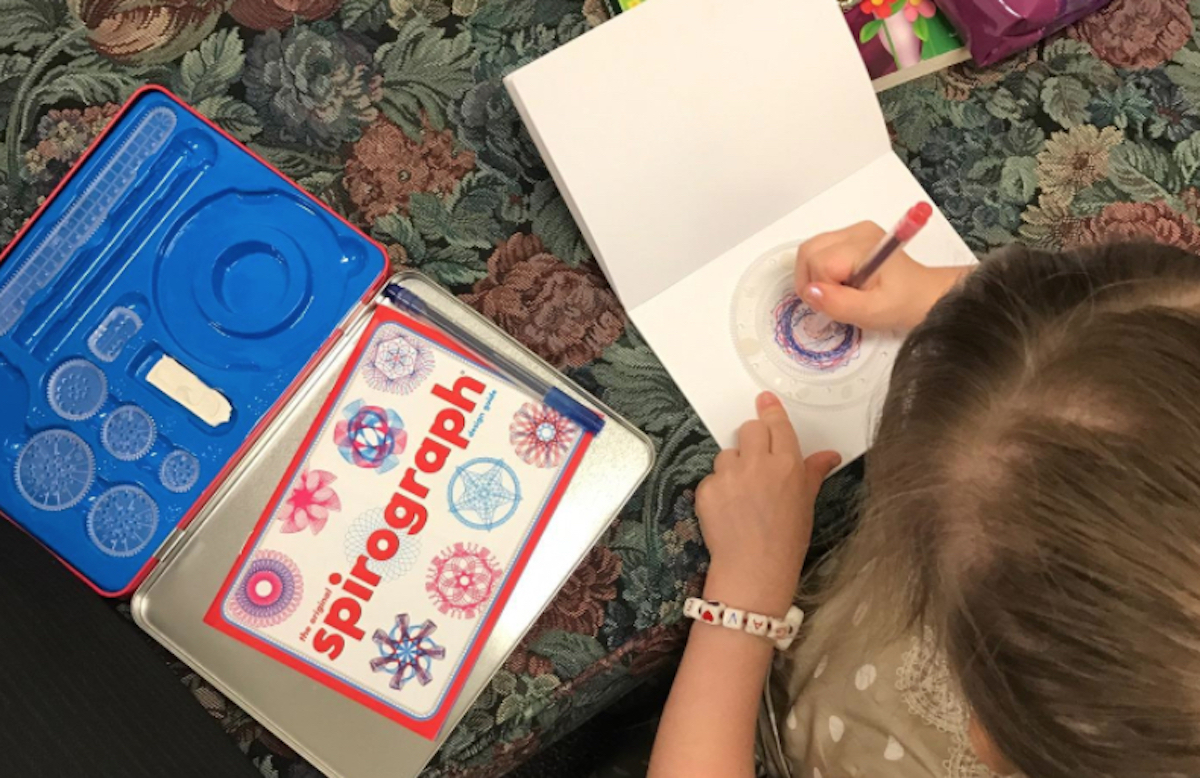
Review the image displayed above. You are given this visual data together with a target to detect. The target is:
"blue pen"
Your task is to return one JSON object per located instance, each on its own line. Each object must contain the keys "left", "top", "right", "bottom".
{"left": 383, "top": 283, "right": 606, "bottom": 435}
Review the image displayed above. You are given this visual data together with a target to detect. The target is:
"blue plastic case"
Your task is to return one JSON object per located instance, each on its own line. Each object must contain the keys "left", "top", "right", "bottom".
{"left": 0, "top": 87, "right": 386, "bottom": 595}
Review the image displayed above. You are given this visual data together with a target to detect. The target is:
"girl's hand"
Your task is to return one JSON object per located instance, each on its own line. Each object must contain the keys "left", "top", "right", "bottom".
{"left": 794, "top": 221, "right": 970, "bottom": 331}
{"left": 695, "top": 392, "right": 841, "bottom": 616}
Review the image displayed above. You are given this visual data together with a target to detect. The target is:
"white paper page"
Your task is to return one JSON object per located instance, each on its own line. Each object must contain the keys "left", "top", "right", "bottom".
{"left": 632, "top": 154, "right": 977, "bottom": 460}
{"left": 505, "top": 0, "right": 889, "bottom": 309}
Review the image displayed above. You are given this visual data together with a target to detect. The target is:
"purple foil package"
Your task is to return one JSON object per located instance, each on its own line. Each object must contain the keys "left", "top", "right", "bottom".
{"left": 937, "top": 0, "right": 1114, "bottom": 65}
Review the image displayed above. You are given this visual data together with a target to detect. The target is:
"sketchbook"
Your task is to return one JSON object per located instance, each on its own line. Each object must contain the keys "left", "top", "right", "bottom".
{"left": 507, "top": 0, "right": 976, "bottom": 461}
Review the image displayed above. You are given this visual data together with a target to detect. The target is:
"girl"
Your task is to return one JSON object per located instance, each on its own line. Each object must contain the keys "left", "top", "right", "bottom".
{"left": 648, "top": 223, "right": 1200, "bottom": 778}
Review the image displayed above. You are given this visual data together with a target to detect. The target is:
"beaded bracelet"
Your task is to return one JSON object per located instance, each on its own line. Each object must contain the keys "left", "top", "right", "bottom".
{"left": 683, "top": 597, "right": 804, "bottom": 650}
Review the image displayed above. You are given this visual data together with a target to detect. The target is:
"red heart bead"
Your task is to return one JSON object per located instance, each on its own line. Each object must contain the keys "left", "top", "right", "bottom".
{"left": 702, "top": 612, "right": 714, "bottom": 622}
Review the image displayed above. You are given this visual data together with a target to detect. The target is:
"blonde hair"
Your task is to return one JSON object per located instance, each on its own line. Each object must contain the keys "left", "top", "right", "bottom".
{"left": 802, "top": 242, "right": 1200, "bottom": 778}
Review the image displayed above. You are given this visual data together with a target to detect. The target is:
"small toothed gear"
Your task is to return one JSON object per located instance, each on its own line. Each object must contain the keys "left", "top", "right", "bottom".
{"left": 47, "top": 358, "right": 108, "bottom": 421}
{"left": 369, "top": 613, "right": 446, "bottom": 691}
{"left": 159, "top": 449, "right": 199, "bottom": 493}
{"left": 101, "top": 405, "right": 156, "bottom": 461}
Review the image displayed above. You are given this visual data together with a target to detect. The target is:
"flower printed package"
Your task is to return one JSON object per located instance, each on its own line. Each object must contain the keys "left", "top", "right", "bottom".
{"left": 205, "top": 305, "right": 594, "bottom": 739}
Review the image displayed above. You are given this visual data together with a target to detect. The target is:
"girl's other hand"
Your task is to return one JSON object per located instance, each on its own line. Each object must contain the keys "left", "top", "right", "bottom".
{"left": 795, "top": 221, "right": 969, "bottom": 331}
{"left": 695, "top": 392, "right": 840, "bottom": 615}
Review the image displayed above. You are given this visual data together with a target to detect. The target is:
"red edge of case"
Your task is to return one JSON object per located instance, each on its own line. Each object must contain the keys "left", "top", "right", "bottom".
{"left": 201, "top": 305, "right": 596, "bottom": 740}
{"left": 0, "top": 84, "right": 390, "bottom": 598}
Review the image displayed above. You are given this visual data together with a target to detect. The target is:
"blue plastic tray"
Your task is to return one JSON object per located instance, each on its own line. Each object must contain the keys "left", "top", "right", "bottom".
{"left": 0, "top": 88, "right": 386, "bottom": 594}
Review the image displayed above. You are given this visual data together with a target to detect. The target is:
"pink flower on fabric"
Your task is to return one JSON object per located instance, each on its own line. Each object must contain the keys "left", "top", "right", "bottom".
{"left": 904, "top": 0, "right": 937, "bottom": 22}
{"left": 279, "top": 469, "right": 342, "bottom": 535}
{"left": 860, "top": 0, "right": 892, "bottom": 19}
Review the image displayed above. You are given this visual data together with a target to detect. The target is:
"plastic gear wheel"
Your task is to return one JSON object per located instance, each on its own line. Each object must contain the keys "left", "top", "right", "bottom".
{"left": 101, "top": 405, "right": 156, "bottom": 461}
{"left": 47, "top": 358, "right": 108, "bottom": 421}
{"left": 86, "top": 485, "right": 159, "bottom": 557}
{"left": 159, "top": 449, "right": 200, "bottom": 493}
{"left": 15, "top": 429, "right": 95, "bottom": 511}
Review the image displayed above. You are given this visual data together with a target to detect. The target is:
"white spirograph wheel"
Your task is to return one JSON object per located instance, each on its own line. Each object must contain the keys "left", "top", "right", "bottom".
{"left": 730, "top": 241, "right": 896, "bottom": 409}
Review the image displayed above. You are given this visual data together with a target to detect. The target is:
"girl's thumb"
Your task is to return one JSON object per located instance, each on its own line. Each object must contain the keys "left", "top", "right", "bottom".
{"left": 801, "top": 283, "right": 870, "bottom": 327}
{"left": 804, "top": 450, "right": 842, "bottom": 483}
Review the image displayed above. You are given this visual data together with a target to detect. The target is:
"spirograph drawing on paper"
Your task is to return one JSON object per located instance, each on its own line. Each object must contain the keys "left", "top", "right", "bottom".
{"left": 771, "top": 293, "right": 862, "bottom": 371}
{"left": 278, "top": 468, "right": 341, "bottom": 535}
{"left": 333, "top": 400, "right": 406, "bottom": 472}
{"left": 227, "top": 549, "right": 305, "bottom": 629}
{"left": 509, "top": 402, "right": 579, "bottom": 468}
{"left": 370, "top": 613, "right": 446, "bottom": 691}
{"left": 425, "top": 542, "right": 503, "bottom": 619}
{"left": 731, "top": 241, "right": 892, "bottom": 408}
{"left": 343, "top": 507, "right": 422, "bottom": 582}
{"left": 447, "top": 457, "right": 522, "bottom": 531}
{"left": 362, "top": 324, "right": 435, "bottom": 395}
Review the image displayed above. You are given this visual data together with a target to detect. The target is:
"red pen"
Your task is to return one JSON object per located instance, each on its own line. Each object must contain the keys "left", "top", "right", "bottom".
{"left": 845, "top": 202, "right": 934, "bottom": 289}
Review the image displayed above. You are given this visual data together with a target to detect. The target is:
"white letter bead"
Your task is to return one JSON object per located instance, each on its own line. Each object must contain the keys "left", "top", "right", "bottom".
{"left": 696, "top": 600, "right": 725, "bottom": 625}
{"left": 744, "top": 612, "right": 771, "bottom": 636}
{"left": 721, "top": 607, "right": 746, "bottom": 630}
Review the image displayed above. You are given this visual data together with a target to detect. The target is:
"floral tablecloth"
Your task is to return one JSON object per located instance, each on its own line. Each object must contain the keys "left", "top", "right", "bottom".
{"left": 2, "top": 0, "right": 1200, "bottom": 776}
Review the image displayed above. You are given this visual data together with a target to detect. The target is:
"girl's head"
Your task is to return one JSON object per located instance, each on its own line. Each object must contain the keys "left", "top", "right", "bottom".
{"left": 823, "top": 242, "right": 1200, "bottom": 778}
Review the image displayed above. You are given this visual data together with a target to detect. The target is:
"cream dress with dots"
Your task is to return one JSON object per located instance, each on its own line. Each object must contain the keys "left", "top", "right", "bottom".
{"left": 771, "top": 603, "right": 1019, "bottom": 778}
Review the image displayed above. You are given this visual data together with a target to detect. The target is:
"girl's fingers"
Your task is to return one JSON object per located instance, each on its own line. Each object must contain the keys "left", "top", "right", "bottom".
{"left": 713, "top": 449, "right": 738, "bottom": 473}
{"left": 795, "top": 231, "right": 856, "bottom": 288}
{"left": 756, "top": 392, "right": 802, "bottom": 456}
{"left": 804, "top": 450, "right": 842, "bottom": 485}
{"left": 801, "top": 282, "right": 879, "bottom": 327}
{"left": 738, "top": 419, "right": 770, "bottom": 456}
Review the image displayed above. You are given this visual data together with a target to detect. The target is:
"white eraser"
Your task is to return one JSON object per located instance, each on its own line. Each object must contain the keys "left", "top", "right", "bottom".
{"left": 146, "top": 355, "right": 232, "bottom": 427}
